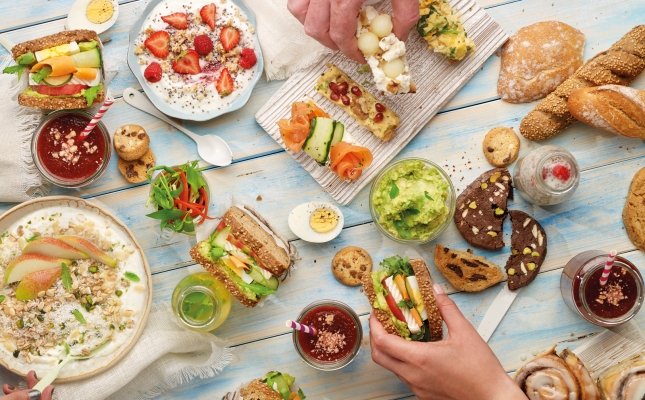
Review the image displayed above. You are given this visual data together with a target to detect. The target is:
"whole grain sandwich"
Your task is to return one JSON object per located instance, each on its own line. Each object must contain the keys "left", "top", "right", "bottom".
{"left": 222, "top": 371, "right": 306, "bottom": 400}
{"left": 2, "top": 30, "right": 105, "bottom": 109}
{"left": 190, "top": 205, "right": 292, "bottom": 307}
{"left": 363, "top": 256, "right": 443, "bottom": 341}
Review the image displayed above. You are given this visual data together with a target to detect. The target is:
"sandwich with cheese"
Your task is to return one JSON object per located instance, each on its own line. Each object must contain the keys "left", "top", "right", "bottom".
{"left": 363, "top": 256, "right": 443, "bottom": 341}
{"left": 190, "top": 205, "right": 292, "bottom": 307}
{"left": 3, "top": 30, "right": 105, "bottom": 109}
{"left": 222, "top": 371, "right": 306, "bottom": 400}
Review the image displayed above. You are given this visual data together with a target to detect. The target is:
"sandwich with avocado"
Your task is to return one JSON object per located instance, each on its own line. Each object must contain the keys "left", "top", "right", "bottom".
{"left": 363, "top": 256, "right": 443, "bottom": 341}
{"left": 221, "top": 371, "right": 306, "bottom": 400}
{"left": 3, "top": 29, "right": 105, "bottom": 109}
{"left": 190, "top": 205, "right": 292, "bottom": 307}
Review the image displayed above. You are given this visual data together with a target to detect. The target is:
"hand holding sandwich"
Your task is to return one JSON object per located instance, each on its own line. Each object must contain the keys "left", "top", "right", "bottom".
{"left": 369, "top": 284, "right": 527, "bottom": 400}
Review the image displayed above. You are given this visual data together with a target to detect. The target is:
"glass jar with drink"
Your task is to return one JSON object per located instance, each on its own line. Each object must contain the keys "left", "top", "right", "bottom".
{"left": 172, "top": 272, "right": 232, "bottom": 332}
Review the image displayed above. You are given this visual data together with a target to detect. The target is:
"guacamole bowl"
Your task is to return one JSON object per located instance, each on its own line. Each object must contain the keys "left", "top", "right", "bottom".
{"left": 369, "top": 158, "right": 455, "bottom": 244}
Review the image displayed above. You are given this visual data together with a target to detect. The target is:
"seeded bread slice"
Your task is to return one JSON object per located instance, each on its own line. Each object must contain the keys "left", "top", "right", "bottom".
{"left": 433, "top": 244, "right": 504, "bottom": 292}
{"left": 505, "top": 210, "right": 547, "bottom": 290}
{"left": 11, "top": 29, "right": 99, "bottom": 59}
{"left": 239, "top": 379, "right": 282, "bottom": 400}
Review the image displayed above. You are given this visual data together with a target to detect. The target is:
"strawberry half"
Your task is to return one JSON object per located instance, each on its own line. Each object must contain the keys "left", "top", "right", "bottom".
{"left": 216, "top": 67, "right": 234, "bottom": 97}
{"left": 144, "top": 31, "right": 170, "bottom": 59}
{"left": 144, "top": 62, "right": 163, "bottom": 82}
{"left": 239, "top": 48, "right": 257, "bottom": 69}
{"left": 161, "top": 12, "right": 189, "bottom": 29}
{"left": 220, "top": 26, "right": 240, "bottom": 52}
{"left": 200, "top": 3, "right": 216, "bottom": 31}
{"left": 172, "top": 50, "right": 202, "bottom": 75}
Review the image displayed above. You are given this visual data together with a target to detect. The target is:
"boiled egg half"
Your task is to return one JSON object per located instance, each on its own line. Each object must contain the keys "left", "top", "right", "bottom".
{"left": 288, "top": 202, "right": 344, "bottom": 243}
{"left": 67, "top": 0, "right": 119, "bottom": 34}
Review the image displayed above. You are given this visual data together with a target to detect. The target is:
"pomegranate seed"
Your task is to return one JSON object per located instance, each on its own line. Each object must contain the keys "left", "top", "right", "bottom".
{"left": 329, "top": 82, "right": 339, "bottom": 94}
{"left": 341, "top": 94, "right": 350, "bottom": 105}
{"left": 351, "top": 86, "right": 362, "bottom": 97}
{"left": 338, "top": 82, "right": 348, "bottom": 94}
{"left": 374, "top": 112, "right": 384, "bottom": 122}
{"left": 375, "top": 103, "right": 386, "bottom": 112}
{"left": 330, "top": 92, "right": 340, "bottom": 101}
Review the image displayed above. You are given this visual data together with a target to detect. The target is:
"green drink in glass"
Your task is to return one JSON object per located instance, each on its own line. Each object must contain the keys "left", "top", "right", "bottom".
{"left": 172, "top": 272, "right": 232, "bottom": 332}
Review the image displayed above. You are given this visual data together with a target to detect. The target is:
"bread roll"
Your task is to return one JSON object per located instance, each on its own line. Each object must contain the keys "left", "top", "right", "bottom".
{"left": 520, "top": 25, "right": 645, "bottom": 141}
{"left": 568, "top": 85, "right": 645, "bottom": 138}
{"left": 498, "top": 21, "right": 585, "bottom": 103}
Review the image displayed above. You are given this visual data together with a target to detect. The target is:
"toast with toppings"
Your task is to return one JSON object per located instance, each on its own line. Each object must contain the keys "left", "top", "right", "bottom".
{"left": 4, "top": 30, "right": 105, "bottom": 109}
{"left": 363, "top": 256, "right": 442, "bottom": 341}
{"left": 190, "top": 205, "right": 292, "bottom": 307}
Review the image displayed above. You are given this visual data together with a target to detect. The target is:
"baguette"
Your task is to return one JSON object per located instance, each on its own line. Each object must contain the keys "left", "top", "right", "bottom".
{"left": 520, "top": 25, "right": 645, "bottom": 141}
{"left": 568, "top": 85, "right": 645, "bottom": 138}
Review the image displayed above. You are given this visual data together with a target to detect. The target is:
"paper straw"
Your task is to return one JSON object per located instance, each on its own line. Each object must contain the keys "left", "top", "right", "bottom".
{"left": 599, "top": 250, "right": 617, "bottom": 286}
{"left": 77, "top": 96, "right": 114, "bottom": 141}
{"left": 286, "top": 320, "right": 317, "bottom": 335}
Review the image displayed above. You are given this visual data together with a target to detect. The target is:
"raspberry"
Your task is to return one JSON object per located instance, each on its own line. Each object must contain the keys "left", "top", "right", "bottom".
{"left": 239, "top": 48, "right": 257, "bottom": 69}
{"left": 194, "top": 34, "right": 214, "bottom": 56}
{"left": 143, "top": 62, "right": 162, "bottom": 82}
{"left": 551, "top": 164, "right": 571, "bottom": 182}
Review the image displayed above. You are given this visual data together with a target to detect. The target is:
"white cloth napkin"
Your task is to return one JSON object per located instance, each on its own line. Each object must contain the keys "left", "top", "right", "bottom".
{"left": 53, "top": 307, "right": 233, "bottom": 400}
{"left": 0, "top": 56, "right": 49, "bottom": 202}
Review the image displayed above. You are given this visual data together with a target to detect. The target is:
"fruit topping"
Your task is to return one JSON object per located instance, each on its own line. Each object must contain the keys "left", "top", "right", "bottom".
{"left": 144, "top": 30, "right": 170, "bottom": 59}
{"left": 351, "top": 86, "right": 362, "bottom": 97}
{"left": 220, "top": 26, "right": 240, "bottom": 51}
{"left": 239, "top": 48, "right": 257, "bottom": 69}
{"left": 144, "top": 62, "right": 162, "bottom": 82}
{"left": 194, "top": 34, "right": 214, "bottom": 56}
{"left": 375, "top": 103, "right": 386, "bottom": 112}
{"left": 216, "top": 67, "right": 234, "bottom": 96}
{"left": 172, "top": 50, "right": 202, "bottom": 75}
{"left": 161, "top": 12, "right": 189, "bottom": 30}
{"left": 374, "top": 112, "right": 384, "bottom": 123}
{"left": 341, "top": 94, "right": 350, "bottom": 105}
{"left": 551, "top": 164, "right": 571, "bottom": 182}
{"left": 200, "top": 3, "right": 216, "bottom": 31}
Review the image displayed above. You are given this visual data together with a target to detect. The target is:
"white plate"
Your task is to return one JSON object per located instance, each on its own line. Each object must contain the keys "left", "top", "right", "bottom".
{"left": 255, "top": 0, "right": 508, "bottom": 205}
{"left": 0, "top": 196, "right": 151, "bottom": 382}
{"left": 288, "top": 201, "right": 344, "bottom": 243}
{"left": 66, "top": 0, "right": 119, "bottom": 34}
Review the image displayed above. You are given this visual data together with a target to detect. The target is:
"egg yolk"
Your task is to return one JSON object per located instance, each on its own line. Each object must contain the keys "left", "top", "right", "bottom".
{"left": 86, "top": 0, "right": 114, "bottom": 24}
{"left": 309, "top": 208, "right": 339, "bottom": 233}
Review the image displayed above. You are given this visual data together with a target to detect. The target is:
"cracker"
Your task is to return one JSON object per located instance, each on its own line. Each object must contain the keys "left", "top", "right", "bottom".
{"left": 332, "top": 246, "right": 372, "bottom": 287}
{"left": 482, "top": 127, "right": 520, "bottom": 167}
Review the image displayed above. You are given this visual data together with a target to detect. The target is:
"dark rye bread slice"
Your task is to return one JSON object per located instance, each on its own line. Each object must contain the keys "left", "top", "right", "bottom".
{"left": 454, "top": 168, "right": 513, "bottom": 250}
{"left": 433, "top": 244, "right": 504, "bottom": 292}
{"left": 362, "top": 259, "right": 443, "bottom": 341}
{"left": 505, "top": 210, "right": 547, "bottom": 290}
{"left": 222, "top": 206, "right": 291, "bottom": 277}
{"left": 239, "top": 379, "right": 282, "bottom": 400}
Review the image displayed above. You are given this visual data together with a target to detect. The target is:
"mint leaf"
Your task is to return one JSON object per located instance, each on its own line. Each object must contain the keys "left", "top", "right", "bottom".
{"left": 83, "top": 84, "right": 102, "bottom": 106}
{"left": 2, "top": 64, "right": 27, "bottom": 80}
{"left": 72, "top": 309, "right": 86, "bottom": 324}
{"left": 61, "top": 263, "right": 73, "bottom": 292}
{"left": 124, "top": 271, "right": 140, "bottom": 282}
{"left": 389, "top": 182, "right": 399, "bottom": 199}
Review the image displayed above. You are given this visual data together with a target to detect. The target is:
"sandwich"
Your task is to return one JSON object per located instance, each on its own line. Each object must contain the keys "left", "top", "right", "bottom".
{"left": 363, "top": 256, "right": 443, "bottom": 341}
{"left": 223, "top": 371, "right": 306, "bottom": 400}
{"left": 3, "top": 30, "right": 105, "bottom": 109}
{"left": 190, "top": 205, "right": 292, "bottom": 307}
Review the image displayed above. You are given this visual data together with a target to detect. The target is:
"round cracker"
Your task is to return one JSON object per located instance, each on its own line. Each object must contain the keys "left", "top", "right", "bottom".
{"left": 332, "top": 246, "right": 372, "bottom": 287}
{"left": 114, "top": 124, "right": 150, "bottom": 161}
{"left": 483, "top": 127, "right": 520, "bottom": 167}
{"left": 117, "top": 149, "right": 155, "bottom": 184}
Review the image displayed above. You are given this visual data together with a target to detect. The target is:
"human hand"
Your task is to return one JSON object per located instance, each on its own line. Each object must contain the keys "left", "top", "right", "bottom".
{"left": 287, "top": 0, "right": 419, "bottom": 62}
{"left": 1, "top": 371, "right": 54, "bottom": 400}
{"left": 369, "top": 284, "right": 527, "bottom": 400}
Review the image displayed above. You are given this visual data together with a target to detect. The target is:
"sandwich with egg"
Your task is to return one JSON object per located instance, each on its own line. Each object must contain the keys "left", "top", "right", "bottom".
{"left": 2, "top": 29, "right": 105, "bottom": 109}
{"left": 363, "top": 255, "right": 443, "bottom": 341}
{"left": 222, "top": 371, "right": 306, "bottom": 400}
{"left": 190, "top": 205, "right": 292, "bottom": 307}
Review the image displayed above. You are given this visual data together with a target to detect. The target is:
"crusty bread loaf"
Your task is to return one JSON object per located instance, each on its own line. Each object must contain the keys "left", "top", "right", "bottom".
{"left": 567, "top": 85, "right": 645, "bottom": 138}
{"left": 520, "top": 25, "right": 645, "bottom": 141}
{"left": 498, "top": 21, "right": 585, "bottom": 103}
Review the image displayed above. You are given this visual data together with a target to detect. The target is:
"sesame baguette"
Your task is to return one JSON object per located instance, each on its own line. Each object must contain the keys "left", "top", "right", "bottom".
{"left": 520, "top": 25, "right": 645, "bottom": 141}
{"left": 18, "top": 90, "right": 105, "bottom": 110}
{"left": 11, "top": 30, "right": 100, "bottom": 59}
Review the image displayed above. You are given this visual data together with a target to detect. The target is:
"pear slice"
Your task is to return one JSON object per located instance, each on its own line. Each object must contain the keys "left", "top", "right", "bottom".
{"left": 4, "top": 254, "right": 70, "bottom": 285}
{"left": 56, "top": 235, "right": 117, "bottom": 268}
{"left": 15, "top": 267, "right": 62, "bottom": 301}
{"left": 23, "top": 237, "right": 88, "bottom": 260}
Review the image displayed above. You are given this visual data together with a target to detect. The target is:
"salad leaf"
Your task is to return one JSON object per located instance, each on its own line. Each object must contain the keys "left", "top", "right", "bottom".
{"left": 31, "top": 66, "right": 52, "bottom": 83}
{"left": 16, "top": 52, "right": 36, "bottom": 65}
{"left": 72, "top": 309, "right": 86, "bottom": 324}
{"left": 424, "top": 191, "right": 434, "bottom": 201}
{"left": 61, "top": 263, "right": 73, "bottom": 292}
{"left": 2, "top": 64, "right": 27, "bottom": 80}
{"left": 146, "top": 208, "right": 185, "bottom": 221}
{"left": 83, "top": 84, "right": 102, "bottom": 106}
{"left": 380, "top": 255, "right": 413, "bottom": 276}
{"left": 185, "top": 161, "right": 206, "bottom": 198}
{"left": 124, "top": 272, "right": 140, "bottom": 282}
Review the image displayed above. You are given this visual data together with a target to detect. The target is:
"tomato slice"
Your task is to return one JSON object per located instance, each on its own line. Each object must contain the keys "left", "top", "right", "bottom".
{"left": 33, "top": 84, "right": 88, "bottom": 96}
{"left": 383, "top": 290, "right": 406, "bottom": 322}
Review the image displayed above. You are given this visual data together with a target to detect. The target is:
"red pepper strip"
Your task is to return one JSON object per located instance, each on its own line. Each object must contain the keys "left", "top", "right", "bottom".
{"left": 179, "top": 172, "right": 189, "bottom": 204}
{"left": 198, "top": 187, "right": 211, "bottom": 224}
{"left": 175, "top": 199, "right": 205, "bottom": 212}
{"left": 173, "top": 198, "right": 185, "bottom": 211}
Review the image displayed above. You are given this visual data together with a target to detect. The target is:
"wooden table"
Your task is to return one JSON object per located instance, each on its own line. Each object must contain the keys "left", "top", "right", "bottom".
{"left": 1, "top": 0, "right": 644, "bottom": 398}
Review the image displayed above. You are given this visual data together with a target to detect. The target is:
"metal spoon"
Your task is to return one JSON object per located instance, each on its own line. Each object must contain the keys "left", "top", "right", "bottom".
{"left": 123, "top": 87, "right": 233, "bottom": 166}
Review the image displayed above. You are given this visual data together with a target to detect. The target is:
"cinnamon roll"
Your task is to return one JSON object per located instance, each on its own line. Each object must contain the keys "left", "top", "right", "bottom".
{"left": 598, "top": 353, "right": 645, "bottom": 400}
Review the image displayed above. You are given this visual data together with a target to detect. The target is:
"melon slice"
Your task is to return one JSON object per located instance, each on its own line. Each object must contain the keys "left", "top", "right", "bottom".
{"left": 15, "top": 267, "right": 62, "bottom": 301}
{"left": 23, "top": 237, "right": 88, "bottom": 259}
{"left": 4, "top": 254, "right": 69, "bottom": 285}
{"left": 56, "top": 236, "right": 117, "bottom": 267}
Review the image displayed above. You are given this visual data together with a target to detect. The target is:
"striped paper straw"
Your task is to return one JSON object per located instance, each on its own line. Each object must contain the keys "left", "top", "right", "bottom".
{"left": 286, "top": 320, "right": 317, "bottom": 335}
{"left": 78, "top": 95, "right": 114, "bottom": 141}
{"left": 599, "top": 250, "right": 617, "bottom": 286}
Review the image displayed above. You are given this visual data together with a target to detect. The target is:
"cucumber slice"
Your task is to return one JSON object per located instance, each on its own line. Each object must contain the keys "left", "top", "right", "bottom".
{"left": 329, "top": 121, "right": 344, "bottom": 155}
{"left": 303, "top": 117, "right": 335, "bottom": 164}
{"left": 211, "top": 226, "right": 231, "bottom": 249}
{"left": 71, "top": 48, "right": 101, "bottom": 68}
{"left": 246, "top": 265, "right": 279, "bottom": 290}
{"left": 78, "top": 41, "right": 98, "bottom": 52}
{"left": 43, "top": 73, "right": 73, "bottom": 86}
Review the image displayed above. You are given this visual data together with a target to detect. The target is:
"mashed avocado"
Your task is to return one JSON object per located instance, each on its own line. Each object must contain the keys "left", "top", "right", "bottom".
{"left": 372, "top": 159, "right": 451, "bottom": 241}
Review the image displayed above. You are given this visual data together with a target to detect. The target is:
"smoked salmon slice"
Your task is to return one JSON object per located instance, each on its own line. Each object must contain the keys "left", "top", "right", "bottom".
{"left": 329, "top": 142, "right": 373, "bottom": 181}
{"left": 278, "top": 101, "right": 329, "bottom": 152}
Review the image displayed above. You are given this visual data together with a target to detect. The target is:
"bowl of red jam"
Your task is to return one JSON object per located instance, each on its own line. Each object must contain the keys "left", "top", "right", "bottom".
{"left": 293, "top": 300, "right": 362, "bottom": 371}
{"left": 32, "top": 110, "right": 111, "bottom": 188}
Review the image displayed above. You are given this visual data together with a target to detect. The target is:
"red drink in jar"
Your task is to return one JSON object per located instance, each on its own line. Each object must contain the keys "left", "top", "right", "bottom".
{"left": 560, "top": 250, "right": 643, "bottom": 327}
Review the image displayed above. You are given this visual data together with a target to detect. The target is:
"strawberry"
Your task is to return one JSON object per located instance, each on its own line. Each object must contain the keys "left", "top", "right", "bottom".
{"left": 200, "top": 3, "right": 216, "bottom": 31}
{"left": 220, "top": 26, "right": 240, "bottom": 52}
{"left": 172, "top": 50, "right": 202, "bottom": 75}
{"left": 144, "top": 31, "right": 170, "bottom": 59}
{"left": 194, "top": 34, "right": 214, "bottom": 56}
{"left": 216, "top": 67, "right": 234, "bottom": 96}
{"left": 161, "top": 12, "right": 188, "bottom": 29}
{"left": 238, "top": 48, "right": 257, "bottom": 69}
{"left": 144, "top": 62, "right": 163, "bottom": 82}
